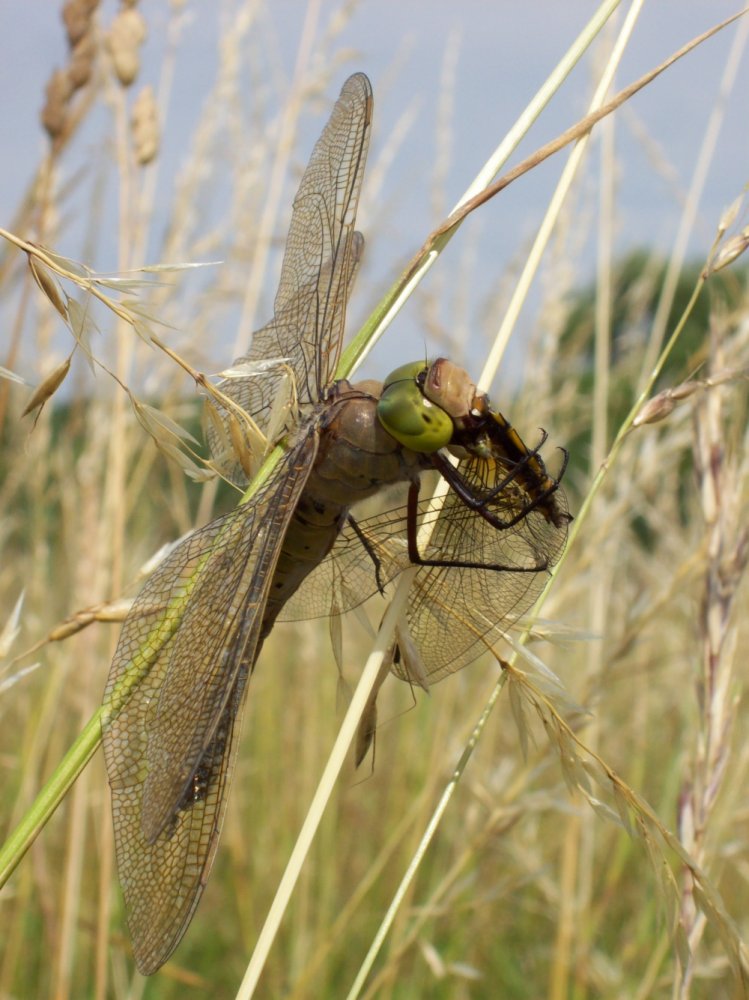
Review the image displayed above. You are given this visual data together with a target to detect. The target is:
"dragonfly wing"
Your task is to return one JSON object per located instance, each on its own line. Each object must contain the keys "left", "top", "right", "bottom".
{"left": 272, "top": 72, "right": 372, "bottom": 399}
{"left": 102, "top": 433, "right": 318, "bottom": 973}
{"left": 277, "top": 487, "right": 413, "bottom": 623}
{"left": 279, "top": 456, "right": 568, "bottom": 685}
{"left": 207, "top": 73, "right": 372, "bottom": 482}
{"left": 393, "top": 470, "right": 568, "bottom": 684}
{"left": 207, "top": 235, "right": 363, "bottom": 485}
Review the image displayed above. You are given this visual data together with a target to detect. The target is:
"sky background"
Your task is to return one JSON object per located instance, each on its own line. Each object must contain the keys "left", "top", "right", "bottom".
{"left": 1, "top": 1, "right": 747, "bottom": 389}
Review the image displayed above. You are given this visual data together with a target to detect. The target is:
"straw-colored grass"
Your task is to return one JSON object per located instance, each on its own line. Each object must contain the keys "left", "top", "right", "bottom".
{"left": 1, "top": 2, "right": 748, "bottom": 998}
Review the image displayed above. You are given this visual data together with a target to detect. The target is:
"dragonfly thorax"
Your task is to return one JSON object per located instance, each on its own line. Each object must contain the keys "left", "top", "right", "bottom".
{"left": 312, "top": 378, "right": 430, "bottom": 507}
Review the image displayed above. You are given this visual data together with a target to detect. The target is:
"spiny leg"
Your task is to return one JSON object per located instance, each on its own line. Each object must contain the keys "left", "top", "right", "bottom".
{"left": 405, "top": 479, "right": 550, "bottom": 573}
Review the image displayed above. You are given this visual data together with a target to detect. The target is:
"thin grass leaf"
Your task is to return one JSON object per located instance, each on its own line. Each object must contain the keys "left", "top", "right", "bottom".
{"left": 637, "top": 816, "right": 679, "bottom": 916}
{"left": 0, "top": 662, "right": 41, "bottom": 695}
{"left": 0, "top": 365, "right": 31, "bottom": 386}
{"left": 447, "top": 962, "right": 483, "bottom": 982}
{"left": 0, "top": 593, "right": 24, "bottom": 658}
{"left": 579, "top": 753, "right": 611, "bottom": 791}
{"left": 510, "top": 645, "right": 583, "bottom": 713}
{"left": 155, "top": 439, "right": 208, "bottom": 480}
{"left": 580, "top": 793, "right": 623, "bottom": 828}
{"left": 36, "top": 246, "right": 90, "bottom": 279}
{"left": 612, "top": 782, "right": 635, "bottom": 837}
{"left": 119, "top": 297, "right": 176, "bottom": 338}
{"left": 131, "top": 399, "right": 200, "bottom": 445}
{"left": 556, "top": 727, "right": 592, "bottom": 798}
{"left": 328, "top": 608, "right": 343, "bottom": 680}
{"left": 419, "top": 939, "right": 446, "bottom": 979}
{"left": 674, "top": 922, "right": 691, "bottom": 973}
{"left": 133, "top": 260, "right": 222, "bottom": 272}
{"left": 93, "top": 275, "right": 168, "bottom": 291}
{"left": 692, "top": 880, "right": 749, "bottom": 983}
{"left": 65, "top": 294, "right": 98, "bottom": 371}
{"left": 507, "top": 672, "right": 530, "bottom": 760}
{"left": 136, "top": 539, "right": 185, "bottom": 580}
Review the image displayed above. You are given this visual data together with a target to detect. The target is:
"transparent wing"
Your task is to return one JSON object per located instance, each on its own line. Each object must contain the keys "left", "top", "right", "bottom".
{"left": 208, "top": 73, "right": 372, "bottom": 482}
{"left": 279, "top": 455, "right": 569, "bottom": 684}
{"left": 392, "top": 459, "right": 569, "bottom": 683}
{"left": 102, "top": 434, "right": 317, "bottom": 974}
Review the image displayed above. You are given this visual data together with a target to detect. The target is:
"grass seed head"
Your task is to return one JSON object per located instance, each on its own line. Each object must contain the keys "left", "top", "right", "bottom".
{"left": 107, "top": 7, "right": 146, "bottom": 88}
{"left": 62, "top": 0, "right": 100, "bottom": 48}
{"left": 41, "top": 69, "right": 74, "bottom": 141}
{"left": 131, "top": 85, "right": 159, "bottom": 165}
{"left": 69, "top": 32, "right": 96, "bottom": 91}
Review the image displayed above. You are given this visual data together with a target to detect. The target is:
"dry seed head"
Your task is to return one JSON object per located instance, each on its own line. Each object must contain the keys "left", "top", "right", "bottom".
{"left": 227, "top": 413, "right": 254, "bottom": 480}
{"left": 69, "top": 32, "right": 96, "bottom": 90}
{"left": 131, "top": 85, "right": 159, "bottom": 165}
{"left": 706, "top": 367, "right": 746, "bottom": 388}
{"left": 669, "top": 381, "right": 702, "bottom": 402}
{"left": 62, "top": 0, "right": 100, "bottom": 48}
{"left": 107, "top": 8, "right": 146, "bottom": 87}
{"left": 634, "top": 392, "right": 677, "bottom": 427}
{"left": 41, "top": 69, "right": 74, "bottom": 141}
{"left": 634, "top": 380, "right": 704, "bottom": 427}
{"left": 717, "top": 194, "right": 743, "bottom": 236}
{"left": 704, "top": 227, "right": 749, "bottom": 277}
{"left": 22, "top": 358, "right": 72, "bottom": 417}
{"left": 28, "top": 255, "right": 68, "bottom": 321}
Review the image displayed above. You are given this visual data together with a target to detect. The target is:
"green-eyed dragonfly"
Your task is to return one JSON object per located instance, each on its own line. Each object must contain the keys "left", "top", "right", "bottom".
{"left": 102, "top": 72, "right": 570, "bottom": 974}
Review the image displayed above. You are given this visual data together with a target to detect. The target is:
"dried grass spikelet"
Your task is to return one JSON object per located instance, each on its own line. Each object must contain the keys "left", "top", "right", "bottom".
{"left": 634, "top": 381, "right": 701, "bottom": 427}
{"left": 27, "top": 254, "right": 68, "bottom": 321}
{"left": 107, "top": 6, "right": 146, "bottom": 87}
{"left": 634, "top": 369, "right": 747, "bottom": 428}
{"left": 62, "top": 0, "right": 100, "bottom": 48}
{"left": 131, "top": 85, "right": 159, "bottom": 165}
{"left": 69, "top": 31, "right": 96, "bottom": 90}
{"left": 21, "top": 357, "right": 72, "bottom": 418}
{"left": 41, "top": 68, "right": 74, "bottom": 141}
{"left": 704, "top": 227, "right": 749, "bottom": 277}
{"left": 41, "top": 1, "right": 98, "bottom": 143}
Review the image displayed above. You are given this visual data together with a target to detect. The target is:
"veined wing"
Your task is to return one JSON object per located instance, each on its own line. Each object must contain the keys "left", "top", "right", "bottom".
{"left": 278, "top": 455, "right": 568, "bottom": 684}
{"left": 389, "top": 456, "right": 568, "bottom": 683}
{"left": 207, "top": 235, "right": 363, "bottom": 485}
{"left": 102, "top": 433, "right": 317, "bottom": 974}
{"left": 208, "top": 74, "right": 372, "bottom": 482}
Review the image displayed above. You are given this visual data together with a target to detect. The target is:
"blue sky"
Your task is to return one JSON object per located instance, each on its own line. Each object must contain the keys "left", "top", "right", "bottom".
{"left": 1, "top": 1, "right": 747, "bottom": 385}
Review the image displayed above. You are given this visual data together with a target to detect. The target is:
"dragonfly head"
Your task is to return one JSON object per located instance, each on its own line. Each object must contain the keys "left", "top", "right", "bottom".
{"left": 421, "top": 357, "right": 488, "bottom": 424}
{"left": 377, "top": 360, "right": 454, "bottom": 453}
{"left": 377, "top": 358, "right": 487, "bottom": 454}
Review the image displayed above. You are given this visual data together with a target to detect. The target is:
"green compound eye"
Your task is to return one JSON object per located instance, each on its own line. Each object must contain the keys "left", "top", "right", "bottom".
{"left": 381, "top": 361, "right": 427, "bottom": 392}
{"left": 377, "top": 362, "right": 454, "bottom": 453}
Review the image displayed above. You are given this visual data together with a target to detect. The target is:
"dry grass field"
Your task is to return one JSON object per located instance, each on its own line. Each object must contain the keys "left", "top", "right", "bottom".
{"left": 1, "top": 3, "right": 748, "bottom": 998}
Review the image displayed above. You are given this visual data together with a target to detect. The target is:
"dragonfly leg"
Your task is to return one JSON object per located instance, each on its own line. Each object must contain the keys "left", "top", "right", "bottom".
{"left": 347, "top": 512, "right": 387, "bottom": 595}
{"left": 405, "top": 480, "right": 550, "bottom": 573}
{"left": 431, "top": 447, "right": 569, "bottom": 530}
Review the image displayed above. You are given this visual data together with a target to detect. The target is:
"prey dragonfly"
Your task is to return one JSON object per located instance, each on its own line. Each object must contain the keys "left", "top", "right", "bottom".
{"left": 102, "top": 72, "right": 570, "bottom": 974}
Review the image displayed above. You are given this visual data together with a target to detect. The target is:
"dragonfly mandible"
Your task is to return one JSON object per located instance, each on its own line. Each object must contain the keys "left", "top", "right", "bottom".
{"left": 102, "top": 72, "right": 570, "bottom": 974}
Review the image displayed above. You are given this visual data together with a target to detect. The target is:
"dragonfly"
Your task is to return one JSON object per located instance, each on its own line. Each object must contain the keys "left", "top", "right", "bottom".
{"left": 102, "top": 72, "right": 570, "bottom": 975}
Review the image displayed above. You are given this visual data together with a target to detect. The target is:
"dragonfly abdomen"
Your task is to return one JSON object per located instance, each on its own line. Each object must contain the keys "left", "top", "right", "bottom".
{"left": 261, "top": 494, "right": 346, "bottom": 634}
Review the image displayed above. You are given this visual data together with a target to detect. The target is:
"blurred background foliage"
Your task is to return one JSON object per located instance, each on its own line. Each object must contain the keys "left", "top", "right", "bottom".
{"left": 1, "top": 2, "right": 748, "bottom": 998}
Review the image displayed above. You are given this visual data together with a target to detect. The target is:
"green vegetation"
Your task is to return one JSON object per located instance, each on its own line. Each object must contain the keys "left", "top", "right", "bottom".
{"left": 1, "top": 3, "right": 748, "bottom": 998}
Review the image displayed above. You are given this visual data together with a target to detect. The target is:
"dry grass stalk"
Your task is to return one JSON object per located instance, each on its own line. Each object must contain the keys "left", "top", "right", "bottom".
{"left": 2, "top": 3, "right": 749, "bottom": 998}
{"left": 675, "top": 317, "right": 749, "bottom": 996}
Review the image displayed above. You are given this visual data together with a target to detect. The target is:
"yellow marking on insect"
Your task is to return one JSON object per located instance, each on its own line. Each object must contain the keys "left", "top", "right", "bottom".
{"left": 102, "top": 443, "right": 284, "bottom": 727}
